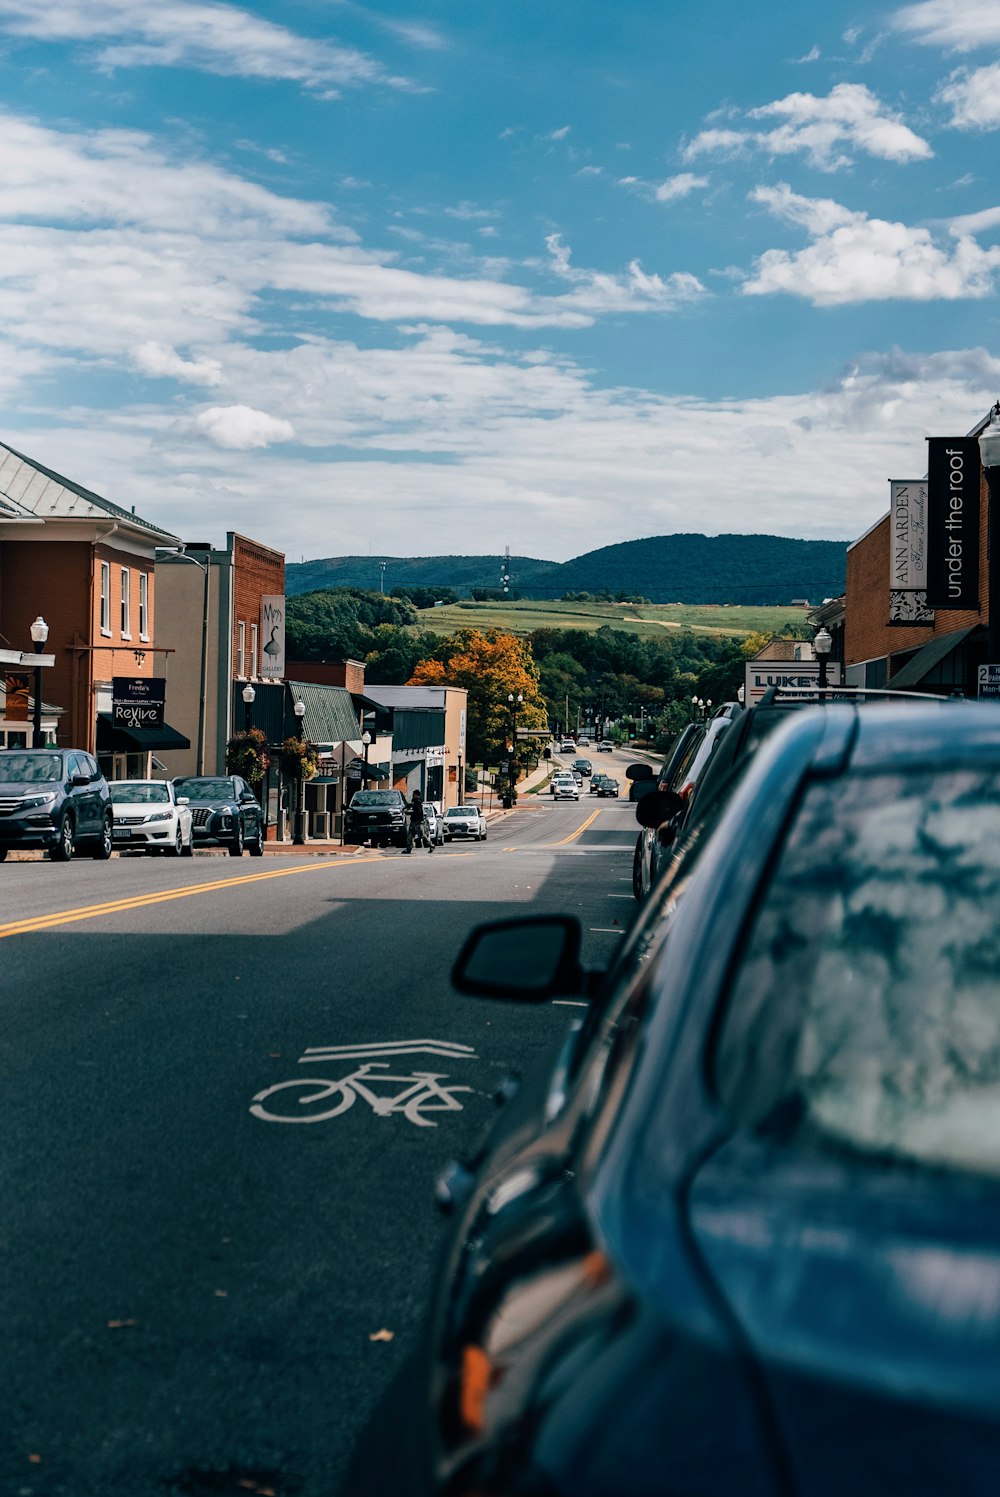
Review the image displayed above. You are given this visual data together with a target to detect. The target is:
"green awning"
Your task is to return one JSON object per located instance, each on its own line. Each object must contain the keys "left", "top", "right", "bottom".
{"left": 886, "top": 624, "right": 978, "bottom": 690}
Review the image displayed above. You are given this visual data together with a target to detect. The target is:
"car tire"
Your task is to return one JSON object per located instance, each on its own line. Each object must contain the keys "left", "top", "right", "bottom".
{"left": 167, "top": 825, "right": 183, "bottom": 857}
{"left": 229, "top": 821, "right": 244, "bottom": 857}
{"left": 248, "top": 823, "right": 264, "bottom": 857}
{"left": 91, "top": 816, "right": 114, "bottom": 861}
{"left": 0, "top": 847, "right": 7, "bottom": 861}
{"left": 480, "top": 829, "right": 487, "bottom": 840}
{"left": 632, "top": 836, "right": 645, "bottom": 901}
{"left": 50, "top": 814, "right": 75, "bottom": 862}
{"left": 181, "top": 835, "right": 194, "bottom": 858}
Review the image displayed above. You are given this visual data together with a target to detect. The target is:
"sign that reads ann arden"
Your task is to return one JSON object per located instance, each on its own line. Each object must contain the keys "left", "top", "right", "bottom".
{"left": 112, "top": 676, "right": 165, "bottom": 731}
{"left": 927, "top": 437, "right": 980, "bottom": 611}
{"left": 888, "top": 479, "right": 934, "bottom": 626}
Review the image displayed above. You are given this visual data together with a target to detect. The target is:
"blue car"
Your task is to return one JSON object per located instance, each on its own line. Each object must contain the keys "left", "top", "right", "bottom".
{"left": 350, "top": 700, "right": 1000, "bottom": 1496}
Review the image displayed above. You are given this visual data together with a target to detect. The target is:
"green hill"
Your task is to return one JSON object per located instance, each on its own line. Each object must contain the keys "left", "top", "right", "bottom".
{"left": 285, "top": 533, "right": 846, "bottom": 606}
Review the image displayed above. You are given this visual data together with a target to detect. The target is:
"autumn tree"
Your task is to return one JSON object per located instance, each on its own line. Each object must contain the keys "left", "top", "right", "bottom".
{"left": 408, "top": 628, "right": 548, "bottom": 767}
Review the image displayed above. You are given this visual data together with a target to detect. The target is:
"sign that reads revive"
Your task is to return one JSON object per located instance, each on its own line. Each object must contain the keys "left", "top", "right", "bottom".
{"left": 112, "top": 676, "right": 165, "bottom": 731}
{"left": 927, "top": 437, "right": 980, "bottom": 611}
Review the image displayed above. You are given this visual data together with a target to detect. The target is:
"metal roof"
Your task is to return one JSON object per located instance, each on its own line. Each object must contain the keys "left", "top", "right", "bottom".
{"left": 885, "top": 624, "right": 978, "bottom": 690}
{"left": 361, "top": 685, "right": 447, "bottom": 711}
{"left": 287, "top": 680, "right": 361, "bottom": 746}
{"left": 0, "top": 441, "right": 180, "bottom": 542}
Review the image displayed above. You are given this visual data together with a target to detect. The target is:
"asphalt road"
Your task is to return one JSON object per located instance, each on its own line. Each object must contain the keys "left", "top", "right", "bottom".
{"left": 0, "top": 779, "right": 642, "bottom": 1497}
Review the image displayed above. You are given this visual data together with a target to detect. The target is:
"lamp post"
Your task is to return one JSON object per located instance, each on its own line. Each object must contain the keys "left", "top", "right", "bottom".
{"left": 362, "top": 729, "right": 371, "bottom": 783}
{"left": 29, "top": 615, "right": 48, "bottom": 748}
{"left": 242, "top": 682, "right": 255, "bottom": 734}
{"left": 979, "top": 402, "right": 1000, "bottom": 670}
{"left": 814, "top": 626, "right": 832, "bottom": 693}
{"left": 505, "top": 691, "right": 523, "bottom": 808}
{"left": 292, "top": 697, "right": 306, "bottom": 845}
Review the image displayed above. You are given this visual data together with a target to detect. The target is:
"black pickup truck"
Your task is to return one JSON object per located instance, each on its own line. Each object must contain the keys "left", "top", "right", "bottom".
{"left": 344, "top": 788, "right": 407, "bottom": 847}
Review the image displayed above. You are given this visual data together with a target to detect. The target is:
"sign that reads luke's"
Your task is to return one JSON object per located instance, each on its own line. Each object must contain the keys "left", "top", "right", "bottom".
{"left": 888, "top": 479, "right": 934, "bottom": 626}
{"left": 112, "top": 676, "right": 165, "bottom": 731}
{"left": 927, "top": 437, "right": 980, "bottom": 610}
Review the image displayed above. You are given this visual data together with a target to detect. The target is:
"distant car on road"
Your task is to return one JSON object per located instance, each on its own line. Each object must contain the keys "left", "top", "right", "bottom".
{"left": 550, "top": 772, "right": 580, "bottom": 800}
{"left": 559, "top": 739, "right": 576, "bottom": 753}
{"left": 573, "top": 757, "right": 593, "bottom": 777}
{"left": 172, "top": 775, "right": 265, "bottom": 856}
{"left": 589, "top": 774, "right": 620, "bottom": 797}
{"left": 598, "top": 739, "right": 615, "bottom": 751}
{"left": 343, "top": 788, "right": 407, "bottom": 848}
{"left": 442, "top": 805, "right": 487, "bottom": 841}
{"left": 576, "top": 737, "right": 591, "bottom": 748}
{"left": 110, "top": 779, "right": 193, "bottom": 856}
{"left": 0, "top": 748, "right": 112, "bottom": 862}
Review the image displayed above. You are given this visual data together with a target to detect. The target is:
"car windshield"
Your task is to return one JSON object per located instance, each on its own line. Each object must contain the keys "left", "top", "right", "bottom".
{"left": 351, "top": 791, "right": 400, "bottom": 807}
{"left": 111, "top": 783, "right": 170, "bottom": 804}
{"left": 714, "top": 765, "right": 1000, "bottom": 1179}
{"left": 173, "top": 778, "right": 235, "bottom": 800}
{"left": 446, "top": 807, "right": 476, "bottom": 818}
{"left": 0, "top": 753, "right": 62, "bottom": 783}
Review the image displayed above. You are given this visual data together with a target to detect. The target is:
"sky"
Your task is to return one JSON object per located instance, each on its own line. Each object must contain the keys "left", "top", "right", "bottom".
{"left": 1, "top": 0, "right": 1000, "bottom": 563}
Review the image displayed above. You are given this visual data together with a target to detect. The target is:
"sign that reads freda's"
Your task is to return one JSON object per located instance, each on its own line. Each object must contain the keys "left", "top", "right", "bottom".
{"left": 112, "top": 676, "right": 166, "bottom": 731}
{"left": 927, "top": 437, "right": 980, "bottom": 610}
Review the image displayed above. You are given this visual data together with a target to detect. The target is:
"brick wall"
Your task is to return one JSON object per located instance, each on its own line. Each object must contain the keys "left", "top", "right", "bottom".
{"left": 845, "top": 469, "right": 989, "bottom": 670}
{"left": 232, "top": 535, "right": 284, "bottom": 681}
{"left": 286, "top": 659, "right": 366, "bottom": 693}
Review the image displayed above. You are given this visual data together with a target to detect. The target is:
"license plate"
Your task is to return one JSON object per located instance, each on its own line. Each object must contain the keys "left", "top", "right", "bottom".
{"left": 112, "top": 828, "right": 130, "bottom": 839}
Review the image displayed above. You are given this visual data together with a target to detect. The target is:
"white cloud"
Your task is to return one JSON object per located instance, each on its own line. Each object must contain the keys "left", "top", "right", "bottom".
{"left": 0, "top": 0, "right": 414, "bottom": 94}
{"left": 892, "top": 0, "right": 1000, "bottom": 51}
{"left": 684, "top": 83, "right": 932, "bottom": 170}
{"left": 795, "top": 45, "right": 821, "bottom": 62}
{"left": 192, "top": 405, "right": 294, "bottom": 448}
{"left": 543, "top": 235, "right": 706, "bottom": 314}
{"left": 936, "top": 63, "right": 1000, "bottom": 129}
{"left": 947, "top": 204, "right": 1000, "bottom": 236}
{"left": 547, "top": 126, "right": 572, "bottom": 140}
{"left": 745, "top": 183, "right": 1000, "bottom": 304}
{"left": 132, "top": 342, "right": 222, "bottom": 385}
{"left": 654, "top": 173, "right": 708, "bottom": 202}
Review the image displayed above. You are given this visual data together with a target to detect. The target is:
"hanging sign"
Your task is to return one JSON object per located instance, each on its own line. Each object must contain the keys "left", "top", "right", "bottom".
{"left": 927, "top": 437, "right": 980, "bottom": 610}
{"left": 4, "top": 671, "right": 30, "bottom": 719}
{"left": 888, "top": 479, "right": 934, "bottom": 626}
{"left": 112, "top": 676, "right": 165, "bottom": 730}
{"left": 260, "top": 596, "right": 285, "bottom": 679}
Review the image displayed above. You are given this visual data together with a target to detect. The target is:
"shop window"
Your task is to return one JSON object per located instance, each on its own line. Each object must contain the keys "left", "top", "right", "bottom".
{"left": 237, "top": 620, "right": 246, "bottom": 678}
{"left": 250, "top": 622, "right": 259, "bottom": 678}
{"left": 120, "top": 567, "right": 131, "bottom": 638}
{"left": 139, "top": 572, "right": 149, "bottom": 641}
{"left": 100, "top": 561, "right": 111, "bottom": 635}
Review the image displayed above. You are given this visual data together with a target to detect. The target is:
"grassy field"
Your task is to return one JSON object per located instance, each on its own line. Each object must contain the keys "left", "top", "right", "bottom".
{"left": 414, "top": 598, "right": 808, "bottom": 640}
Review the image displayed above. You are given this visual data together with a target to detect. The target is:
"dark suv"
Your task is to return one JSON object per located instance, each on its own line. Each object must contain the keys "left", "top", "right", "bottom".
{"left": 172, "top": 775, "right": 264, "bottom": 856}
{"left": 0, "top": 748, "right": 113, "bottom": 862}
{"left": 344, "top": 788, "right": 407, "bottom": 847}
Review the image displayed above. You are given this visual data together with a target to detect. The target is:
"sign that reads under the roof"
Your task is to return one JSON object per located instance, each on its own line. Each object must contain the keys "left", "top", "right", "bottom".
{"left": 927, "top": 438, "right": 980, "bottom": 611}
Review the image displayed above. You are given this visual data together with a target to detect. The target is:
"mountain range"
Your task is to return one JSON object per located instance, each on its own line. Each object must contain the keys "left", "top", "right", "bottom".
{"left": 285, "top": 533, "right": 848, "bottom": 606}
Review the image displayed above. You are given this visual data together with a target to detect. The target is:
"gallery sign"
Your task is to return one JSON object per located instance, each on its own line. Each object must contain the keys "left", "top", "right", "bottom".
{"left": 927, "top": 437, "right": 980, "bottom": 611}
{"left": 888, "top": 479, "right": 933, "bottom": 626}
{"left": 260, "top": 595, "right": 285, "bottom": 679}
{"left": 112, "top": 676, "right": 165, "bottom": 731}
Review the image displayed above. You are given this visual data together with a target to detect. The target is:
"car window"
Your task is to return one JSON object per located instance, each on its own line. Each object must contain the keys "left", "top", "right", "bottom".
{"left": 350, "top": 791, "right": 401, "bottom": 807}
{"left": 713, "top": 766, "right": 1000, "bottom": 1178}
{"left": 68, "top": 753, "right": 88, "bottom": 779}
{"left": 0, "top": 752, "right": 63, "bottom": 782}
{"left": 112, "top": 783, "right": 171, "bottom": 803}
{"left": 84, "top": 755, "right": 101, "bottom": 779}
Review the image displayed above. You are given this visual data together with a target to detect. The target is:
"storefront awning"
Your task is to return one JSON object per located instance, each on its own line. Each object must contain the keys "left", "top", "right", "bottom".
{"left": 886, "top": 624, "right": 978, "bottom": 691}
{"left": 97, "top": 714, "right": 191, "bottom": 751}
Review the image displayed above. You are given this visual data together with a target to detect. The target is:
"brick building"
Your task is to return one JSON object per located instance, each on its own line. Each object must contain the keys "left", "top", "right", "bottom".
{"left": 0, "top": 440, "right": 184, "bottom": 768}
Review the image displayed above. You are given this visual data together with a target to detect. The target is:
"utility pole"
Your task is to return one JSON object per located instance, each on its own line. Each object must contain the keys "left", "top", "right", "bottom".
{"left": 500, "top": 547, "right": 511, "bottom": 597}
{"left": 379, "top": 560, "right": 386, "bottom": 594}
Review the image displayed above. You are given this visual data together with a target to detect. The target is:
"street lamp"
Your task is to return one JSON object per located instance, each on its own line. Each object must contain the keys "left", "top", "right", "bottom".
{"left": 814, "top": 626, "right": 832, "bottom": 692}
{"left": 505, "top": 692, "right": 523, "bottom": 808}
{"left": 29, "top": 615, "right": 48, "bottom": 748}
{"left": 362, "top": 729, "right": 371, "bottom": 783}
{"left": 979, "top": 401, "right": 1000, "bottom": 669}
{"left": 241, "top": 682, "right": 255, "bottom": 734}
{"left": 292, "top": 697, "right": 306, "bottom": 845}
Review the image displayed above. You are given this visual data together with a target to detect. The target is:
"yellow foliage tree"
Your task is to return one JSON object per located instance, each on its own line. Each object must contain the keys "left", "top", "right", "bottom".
{"left": 409, "top": 628, "right": 548, "bottom": 767}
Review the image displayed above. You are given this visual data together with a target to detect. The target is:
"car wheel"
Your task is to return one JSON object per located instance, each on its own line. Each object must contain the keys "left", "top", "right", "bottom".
{"left": 51, "top": 814, "right": 75, "bottom": 862}
{"left": 166, "top": 824, "right": 183, "bottom": 857}
{"left": 181, "top": 833, "right": 194, "bottom": 858}
{"left": 91, "top": 815, "right": 114, "bottom": 861}
{"left": 0, "top": 847, "right": 7, "bottom": 861}
{"left": 248, "top": 822, "right": 265, "bottom": 857}
{"left": 229, "top": 821, "right": 244, "bottom": 857}
{"left": 480, "top": 828, "right": 487, "bottom": 840}
{"left": 632, "top": 836, "right": 645, "bottom": 901}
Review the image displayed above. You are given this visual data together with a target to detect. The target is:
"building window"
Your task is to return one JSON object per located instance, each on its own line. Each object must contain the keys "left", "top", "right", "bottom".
{"left": 139, "top": 572, "right": 149, "bottom": 641}
{"left": 250, "top": 623, "right": 259, "bottom": 679}
{"left": 237, "top": 620, "right": 246, "bottom": 678}
{"left": 100, "top": 561, "right": 111, "bottom": 635}
{"left": 120, "top": 567, "right": 131, "bottom": 637}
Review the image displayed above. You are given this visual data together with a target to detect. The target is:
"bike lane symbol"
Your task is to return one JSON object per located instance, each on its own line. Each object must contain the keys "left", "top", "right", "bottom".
{"left": 250, "top": 1040, "right": 478, "bottom": 1128}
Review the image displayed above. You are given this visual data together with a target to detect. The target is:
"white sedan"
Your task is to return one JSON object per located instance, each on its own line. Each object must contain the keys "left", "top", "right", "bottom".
{"left": 110, "top": 779, "right": 194, "bottom": 856}
{"left": 442, "top": 805, "right": 488, "bottom": 841}
{"left": 551, "top": 773, "right": 580, "bottom": 800}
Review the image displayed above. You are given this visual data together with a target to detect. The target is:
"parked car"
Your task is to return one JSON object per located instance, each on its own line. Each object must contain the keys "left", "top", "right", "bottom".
{"left": 632, "top": 710, "right": 735, "bottom": 898}
{"left": 589, "top": 773, "right": 619, "bottom": 797}
{"left": 351, "top": 700, "right": 1000, "bottom": 1497}
{"left": 172, "top": 775, "right": 264, "bottom": 856}
{"left": 110, "top": 779, "right": 193, "bottom": 856}
{"left": 424, "top": 802, "right": 446, "bottom": 847}
{"left": 343, "top": 787, "right": 408, "bottom": 848}
{"left": 442, "top": 805, "right": 488, "bottom": 841}
{"left": 573, "top": 757, "right": 593, "bottom": 777}
{"left": 0, "top": 748, "right": 112, "bottom": 862}
{"left": 550, "top": 772, "right": 580, "bottom": 801}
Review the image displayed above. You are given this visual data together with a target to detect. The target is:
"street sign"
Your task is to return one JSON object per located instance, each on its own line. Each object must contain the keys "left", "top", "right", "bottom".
{"left": 978, "top": 665, "right": 1000, "bottom": 700}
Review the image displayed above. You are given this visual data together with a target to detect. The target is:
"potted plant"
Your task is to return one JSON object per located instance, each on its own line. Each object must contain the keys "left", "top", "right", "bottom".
{"left": 279, "top": 735, "right": 319, "bottom": 782}
{"left": 225, "top": 727, "right": 268, "bottom": 785}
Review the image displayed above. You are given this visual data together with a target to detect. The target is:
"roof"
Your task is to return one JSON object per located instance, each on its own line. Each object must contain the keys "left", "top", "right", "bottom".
{"left": 287, "top": 680, "right": 361, "bottom": 746}
{"left": 0, "top": 441, "right": 180, "bottom": 542}
{"left": 361, "top": 685, "right": 447, "bottom": 711}
{"left": 885, "top": 624, "right": 979, "bottom": 691}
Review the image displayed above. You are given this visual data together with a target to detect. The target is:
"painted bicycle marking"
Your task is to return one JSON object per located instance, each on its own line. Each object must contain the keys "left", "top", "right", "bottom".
{"left": 250, "top": 1039, "right": 478, "bottom": 1128}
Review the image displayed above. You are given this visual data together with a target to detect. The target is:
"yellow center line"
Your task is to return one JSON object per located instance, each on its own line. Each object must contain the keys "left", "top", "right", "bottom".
{"left": 502, "top": 808, "right": 603, "bottom": 852}
{"left": 0, "top": 859, "right": 364, "bottom": 940}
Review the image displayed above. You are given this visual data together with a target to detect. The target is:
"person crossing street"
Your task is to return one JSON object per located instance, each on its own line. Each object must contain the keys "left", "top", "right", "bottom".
{"left": 402, "top": 787, "right": 433, "bottom": 853}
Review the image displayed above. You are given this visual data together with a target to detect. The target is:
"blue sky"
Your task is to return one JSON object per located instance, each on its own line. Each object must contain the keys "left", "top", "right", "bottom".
{"left": 0, "top": 0, "right": 999, "bottom": 561}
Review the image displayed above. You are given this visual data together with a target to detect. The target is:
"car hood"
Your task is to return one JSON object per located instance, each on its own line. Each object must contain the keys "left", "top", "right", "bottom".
{"left": 111, "top": 800, "right": 174, "bottom": 813}
{"left": 0, "top": 779, "right": 61, "bottom": 794}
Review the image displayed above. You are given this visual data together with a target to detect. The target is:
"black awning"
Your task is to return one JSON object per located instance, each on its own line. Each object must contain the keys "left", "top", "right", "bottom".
{"left": 97, "top": 714, "right": 191, "bottom": 751}
{"left": 886, "top": 624, "right": 978, "bottom": 690}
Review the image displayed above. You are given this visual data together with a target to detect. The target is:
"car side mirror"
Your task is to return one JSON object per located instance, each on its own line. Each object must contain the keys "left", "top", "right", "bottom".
{"left": 452, "top": 915, "right": 584, "bottom": 1002}
{"left": 634, "top": 788, "right": 685, "bottom": 828}
{"left": 176, "top": 796, "right": 190, "bottom": 806}
{"left": 71, "top": 773, "right": 90, "bottom": 787}
{"left": 625, "top": 763, "right": 654, "bottom": 781}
